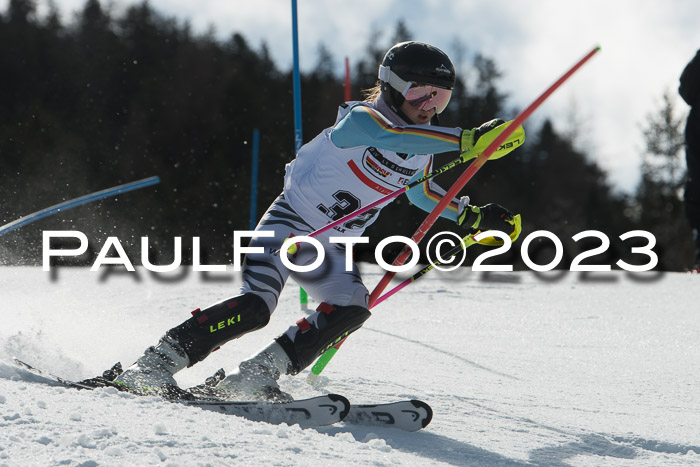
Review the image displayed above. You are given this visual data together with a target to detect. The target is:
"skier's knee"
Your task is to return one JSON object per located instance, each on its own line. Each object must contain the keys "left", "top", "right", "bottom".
{"left": 166, "top": 293, "right": 270, "bottom": 366}
{"left": 347, "top": 285, "right": 370, "bottom": 308}
{"left": 276, "top": 302, "right": 371, "bottom": 374}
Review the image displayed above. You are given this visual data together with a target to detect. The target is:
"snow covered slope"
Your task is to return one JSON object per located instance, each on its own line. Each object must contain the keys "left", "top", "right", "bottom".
{"left": 1, "top": 265, "right": 699, "bottom": 466}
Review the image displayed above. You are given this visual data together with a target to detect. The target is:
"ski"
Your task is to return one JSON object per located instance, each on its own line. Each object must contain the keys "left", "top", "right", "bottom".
{"left": 343, "top": 399, "right": 433, "bottom": 432}
{"left": 179, "top": 395, "right": 349, "bottom": 428}
{"left": 11, "top": 359, "right": 349, "bottom": 428}
{"left": 196, "top": 366, "right": 433, "bottom": 431}
{"left": 11, "top": 359, "right": 432, "bottom": 431}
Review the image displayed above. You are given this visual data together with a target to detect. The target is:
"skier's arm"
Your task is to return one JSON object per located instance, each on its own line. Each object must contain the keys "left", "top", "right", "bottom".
{"left": 330, "top": 105, "right": 462, "bottom": 154}
{"left": 404, "top": 156, "right": 462, "bottom": 222}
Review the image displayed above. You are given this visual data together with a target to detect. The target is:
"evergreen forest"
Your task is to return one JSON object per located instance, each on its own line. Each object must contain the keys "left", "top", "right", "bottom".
{"left": 0, "top": 0, "right": 693, "bottom": 273}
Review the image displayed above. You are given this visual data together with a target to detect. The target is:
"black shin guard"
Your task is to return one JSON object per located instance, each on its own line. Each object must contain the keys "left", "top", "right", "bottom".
{"left": 276, "top": 302, "right": 371, "bottom": 375}
{"left": 166, "top": 293, "right": 270, "bottom": 366}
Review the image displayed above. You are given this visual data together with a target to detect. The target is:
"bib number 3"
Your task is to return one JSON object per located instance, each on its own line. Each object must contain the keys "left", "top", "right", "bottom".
{"left": 317, "top": 190, "right": 378, "bottom": 230}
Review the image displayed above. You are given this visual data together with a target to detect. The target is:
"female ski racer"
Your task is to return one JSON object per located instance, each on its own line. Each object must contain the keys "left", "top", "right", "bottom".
{"left": 114, "top": 41, "right": 521, "bottom": 400}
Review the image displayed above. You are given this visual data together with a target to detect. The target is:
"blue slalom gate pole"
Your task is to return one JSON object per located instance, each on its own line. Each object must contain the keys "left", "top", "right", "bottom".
{"left": 249, "top": 129, "right": 260, "bottom": 230}
{"left": 0, "top": 176, "right": 160, "bottom": 236}
{"left": 291, "top": 0, "right": 308, "bottom": 311}
{"left": 291, "top": 0, "right": 303, "bottom": 154}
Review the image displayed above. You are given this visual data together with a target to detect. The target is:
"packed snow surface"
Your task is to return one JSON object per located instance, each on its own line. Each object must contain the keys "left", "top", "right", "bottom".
{"left": 1, "top": 265, "right": 699, "bottom": 466}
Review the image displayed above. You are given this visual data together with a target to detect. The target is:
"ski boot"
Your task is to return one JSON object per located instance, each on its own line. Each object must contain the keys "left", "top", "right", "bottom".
{"left": 211, "top": 341, "right": 294, "bottom": 402}
{"left": 114, "top": 336, "right": 190, "bottom": 394}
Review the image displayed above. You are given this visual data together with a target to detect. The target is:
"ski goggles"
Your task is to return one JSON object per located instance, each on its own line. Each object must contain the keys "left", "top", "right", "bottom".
{"left": 378, "top": 65, "right": 453, "bottom": 114}
{"left": 403, "top": 84, "right": 452, "bottom": 113}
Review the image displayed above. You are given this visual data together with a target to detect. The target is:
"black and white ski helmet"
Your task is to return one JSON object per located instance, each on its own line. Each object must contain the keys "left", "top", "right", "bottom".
{"left": 378, "top": 41, "right": 456, "bottom": 114}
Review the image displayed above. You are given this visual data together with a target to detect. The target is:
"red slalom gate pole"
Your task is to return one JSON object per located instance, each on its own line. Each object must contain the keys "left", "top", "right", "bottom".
{"left": 344, "top": 57, "right": 351, "bottom": 101}
{"left": 308, "top": 46, "right": 601, "bottom": 381}
{"left": 368, "top": 45, "right": 601, "bottom": 307}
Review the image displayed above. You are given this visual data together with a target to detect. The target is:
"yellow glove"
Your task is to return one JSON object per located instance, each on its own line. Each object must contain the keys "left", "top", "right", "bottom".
{"left": 464, "top": 214, "right": 522, "bottom": 247}
{"left": 458, "top": 203, "right": 515, "bottom": 233}
{"left": 460, "top": 119, "right": 525, "bottom": 161}
{"left": 460, "top": 119, "right": 504, "bottom": 152}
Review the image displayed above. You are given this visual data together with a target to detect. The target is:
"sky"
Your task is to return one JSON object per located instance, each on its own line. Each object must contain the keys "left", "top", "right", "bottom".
{"left": 8, "top": 0, "right": 700, "bottom": 194}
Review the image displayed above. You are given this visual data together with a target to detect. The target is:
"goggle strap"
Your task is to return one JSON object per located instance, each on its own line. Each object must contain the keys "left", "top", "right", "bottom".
{"left": 378, "top": 65, "right": 413, "bottom": 96}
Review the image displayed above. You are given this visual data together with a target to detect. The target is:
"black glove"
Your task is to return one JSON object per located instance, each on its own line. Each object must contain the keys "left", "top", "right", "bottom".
{"left": 458, "top": 203, "right": 515, "bottom": 233}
